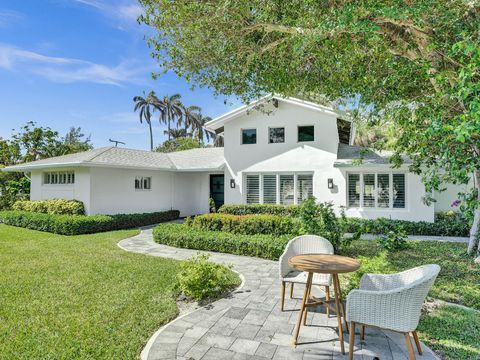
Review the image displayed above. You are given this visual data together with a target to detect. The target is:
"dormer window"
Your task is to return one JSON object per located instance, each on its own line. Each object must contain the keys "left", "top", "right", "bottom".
{"left": 298, "top": 125, "right": 314, "bottom": 142}
{"left": 269, "top": 127, "right": 285, "bottom": 143}
{"left": 241, "top": 128, "right": 256, "bottom": 144}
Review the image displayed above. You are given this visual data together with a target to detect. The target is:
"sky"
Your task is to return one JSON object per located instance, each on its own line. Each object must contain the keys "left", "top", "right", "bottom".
{"left": 0, "top": 0, "right": 237, "bottom": 150}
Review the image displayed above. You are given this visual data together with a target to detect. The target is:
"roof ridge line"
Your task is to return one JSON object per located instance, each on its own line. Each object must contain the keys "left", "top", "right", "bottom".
{"left": 84, "top": 147, "right": 114, "bottom": 163}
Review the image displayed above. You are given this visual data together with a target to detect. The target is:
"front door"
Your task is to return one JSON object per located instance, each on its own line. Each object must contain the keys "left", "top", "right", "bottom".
{"left": 210, "top": 175, "right": 224, "bottom": 209}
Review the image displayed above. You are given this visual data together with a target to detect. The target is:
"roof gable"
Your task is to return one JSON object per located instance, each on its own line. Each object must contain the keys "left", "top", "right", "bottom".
{"left": 205, "top": 95, "right": 345, "bottom": 132}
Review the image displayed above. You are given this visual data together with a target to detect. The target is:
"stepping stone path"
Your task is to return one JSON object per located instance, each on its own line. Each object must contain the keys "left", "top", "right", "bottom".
{"left": 119, "top": 229, "right": 439, "bottom": 360}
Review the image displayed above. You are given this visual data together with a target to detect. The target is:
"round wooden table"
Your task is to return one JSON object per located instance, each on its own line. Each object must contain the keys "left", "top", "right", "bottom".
{"left": 288, "top": 254, "right": 360, "bottom": 354}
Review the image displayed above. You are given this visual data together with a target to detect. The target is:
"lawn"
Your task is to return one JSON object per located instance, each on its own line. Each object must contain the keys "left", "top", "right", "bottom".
{"left": 0, "top": 225, "right": 181, "bottom": 359}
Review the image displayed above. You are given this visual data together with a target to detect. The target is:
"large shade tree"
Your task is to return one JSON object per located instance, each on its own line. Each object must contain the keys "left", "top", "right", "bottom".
{"left": 139, "top": 1, "right": 480, "bottom": 257}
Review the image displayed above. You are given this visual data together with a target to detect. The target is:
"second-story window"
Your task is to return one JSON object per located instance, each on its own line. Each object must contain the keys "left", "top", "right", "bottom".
{"left": 269, "top": 127, "right": 285, "bottom": 143}
{"left": 241, "top": 128, "right": 256, "bottom": 144}
{"left": 298, "top": 125, "right": 315, "bottom": 142}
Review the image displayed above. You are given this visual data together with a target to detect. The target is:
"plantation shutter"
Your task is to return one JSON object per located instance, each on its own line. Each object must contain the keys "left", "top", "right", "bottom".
{"left": 393, "top": 174, "right": 406, "bottom": 208}
{"left": 348, "top": 174, "right": 360, "bottom": 207}
{"left": 246, "top": 175, "right": 260, "bottom": 204}
{"left": 279, "top": 175, "right": 295, "bottom": 205}
{"left": 377, "top": 174, "right": 390, "bottom": 208}
{"left": 297, "top": 174, "right": 313, "bottom": 204}
{"left": 263, "top": 175, "right": 277, "bottom": 204}
{"left": 363, "top": 173, "right": 375, "bottom": 208}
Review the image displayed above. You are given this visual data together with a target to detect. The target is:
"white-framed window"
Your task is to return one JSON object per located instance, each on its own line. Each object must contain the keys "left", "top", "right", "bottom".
{"left": 245, "top": 173, "right": 313, "bottom": 205}
{"left": 347, "top": 172, "right": 406, "bottom": 209}
{"left": 135, "top": 176, "right": 152, "bottom": 190}
{"left": 268, "top": 127, "right": 285, "bottom": 143}
{"left": 241, "top": 128, "right": 257, "bottom": 144}
{"left": 43, "top": 171, "right": 75, "bottom": 185}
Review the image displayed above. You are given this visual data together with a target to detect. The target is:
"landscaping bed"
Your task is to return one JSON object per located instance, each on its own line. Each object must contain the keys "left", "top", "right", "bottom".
{"left": 0, "top": 209, "right": 179, "bottom": 235}
{"left": 153, "top": 223, "right": 290, "bottom": 260}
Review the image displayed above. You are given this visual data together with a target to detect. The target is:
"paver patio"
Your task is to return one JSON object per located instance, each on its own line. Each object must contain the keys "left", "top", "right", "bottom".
{"left": 118, "top": 229, "right": 439, "bottom": 360}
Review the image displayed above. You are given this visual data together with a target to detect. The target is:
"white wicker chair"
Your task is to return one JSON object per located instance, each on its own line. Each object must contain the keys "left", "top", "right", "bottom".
{"left": 346, "top": 264, "right": 441, "bottom": 360}
{"left": 279, "top": 235, "right": 334, "bottom": 311}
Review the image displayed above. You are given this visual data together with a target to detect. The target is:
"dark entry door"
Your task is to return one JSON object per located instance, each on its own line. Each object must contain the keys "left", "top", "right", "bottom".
{"left": 210, "top": 175, "right": 225, "bottom": 209}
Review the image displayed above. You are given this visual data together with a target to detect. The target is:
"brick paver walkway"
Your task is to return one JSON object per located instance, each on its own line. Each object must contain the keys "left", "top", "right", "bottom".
{"left": 118, "top": 229, "right": 439, "bottom": 360}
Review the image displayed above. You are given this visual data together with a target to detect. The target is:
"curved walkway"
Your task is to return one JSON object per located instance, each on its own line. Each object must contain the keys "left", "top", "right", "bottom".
{"left": 119, "top": 229, "right": 439, "bottom": 360}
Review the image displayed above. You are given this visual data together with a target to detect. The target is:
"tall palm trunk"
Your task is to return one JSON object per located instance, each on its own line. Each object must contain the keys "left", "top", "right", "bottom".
{"left": 167, "top": 108, "right": 171, "bottom": 140}
{"left": 148, "top": 121, "right": 153, "bottom": 151}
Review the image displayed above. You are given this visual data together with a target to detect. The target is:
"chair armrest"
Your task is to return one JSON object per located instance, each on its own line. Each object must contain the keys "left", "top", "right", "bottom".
{"left": 346, "top": 288, "right": 423, "bottom": 332}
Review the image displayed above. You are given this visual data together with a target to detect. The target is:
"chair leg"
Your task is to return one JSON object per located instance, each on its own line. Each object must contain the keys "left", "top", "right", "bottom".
{"left": 290, "top": 283, "right": 294, "bottom": 299}
{"left": 412, "top": 331, "right": 423, "bottom": 355}
{"left": 404, "top": 333, "right": 417, "bottom": 360}
{"left": 348, "top": 321, "right": 356, "bottom": 360}
{"left": 325, "top": 286, "right": 330, "bottom": 317}
{"left": 280, "top": 281, "right": 286, "bottom": 311}
{"left": 360, "top": 324, "right": 365, "bottom": 340}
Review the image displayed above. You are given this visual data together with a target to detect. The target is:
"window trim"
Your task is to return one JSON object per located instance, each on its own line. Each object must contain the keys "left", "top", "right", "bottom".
{"left": 347, "top": 172, "right": 407, "bottom": 210}
{"left": 240, "top": 128, "right": 257, "bottom": 145}
{"left": 135, "top": 176, "right": 152, "bottom": 191}
{"left": 297, "top": 125, "right": 315, "bottom": 142}
{"left": 268, "top": 126, "right": 285, "bottom": 144}
{"left": 243, "top": 172, "right": 314, "bottom": 205}
{"left": 43, "top": 171, "right": 75, "bottom": 185}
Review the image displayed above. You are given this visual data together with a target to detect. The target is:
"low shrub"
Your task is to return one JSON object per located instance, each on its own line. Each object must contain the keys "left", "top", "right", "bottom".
{"left": 176, "top": 253, "right": 240, "bottom": 301}
{"left": 0, "top": 210, "right": 179, "bottom": 235}
{"left": 345, "top": 217, "right": 469, "bottom": 237}
{"left": 153, "top": 223, "right": 290, "bottom": 260}
{"left": 12, "top": 199, "right": 85, "bottom": 215}
{"left": 297, "top": 198, "right": 353, "bottom": 251}
{"left": 377, "top": 225, "right": 408, "bottom": 251}
{"left": 189, "top": 213, "right": 300, "bottom": 236}
{"left": 218, "top": 204, "right": 299, "bottom": 216}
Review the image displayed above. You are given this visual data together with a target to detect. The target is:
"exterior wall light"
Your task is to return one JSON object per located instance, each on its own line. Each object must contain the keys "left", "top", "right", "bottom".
{"left": 230, "top": 179, "right": 236, "bottom": 189}
{"left": 328, "top": 178, "right": 334, "bottom": 189}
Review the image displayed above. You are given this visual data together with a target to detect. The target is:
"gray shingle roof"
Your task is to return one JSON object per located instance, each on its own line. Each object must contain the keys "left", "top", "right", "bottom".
{"left": 335, "top": 144, "right": 410, "bottom": 167}
{"left": 3, "top": 147, "right": 225, "bottom": 172}
{"left": 167, "top": 147, "right": 224, "bottom": 171}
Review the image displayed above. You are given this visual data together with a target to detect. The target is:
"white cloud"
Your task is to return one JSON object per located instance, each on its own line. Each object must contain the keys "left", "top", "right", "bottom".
{"left": 0, "top": 9, "right": 24, "bottom": 28}
{"left": 72, "top": 0, "right": 143, "bottom": 23}
{"left": 0, "top": 43, "right": 154, "bottom": 86}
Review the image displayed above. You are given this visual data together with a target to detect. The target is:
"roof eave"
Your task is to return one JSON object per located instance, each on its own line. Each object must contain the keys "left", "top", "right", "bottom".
{"left": 334, "top": 161, "right": 410, "bottom": 168}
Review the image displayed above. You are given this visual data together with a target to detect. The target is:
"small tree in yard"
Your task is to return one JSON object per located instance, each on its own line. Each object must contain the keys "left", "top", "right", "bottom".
{"left": 139, "top": 1, "right": 480, "bottom": 259}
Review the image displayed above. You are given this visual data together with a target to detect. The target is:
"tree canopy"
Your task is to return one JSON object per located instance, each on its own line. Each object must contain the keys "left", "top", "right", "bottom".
{"left": 139, "top": 0, "right": 480, "bottom": 256}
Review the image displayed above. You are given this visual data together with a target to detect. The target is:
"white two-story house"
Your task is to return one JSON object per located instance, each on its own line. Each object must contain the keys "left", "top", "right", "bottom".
{"left": 3, "top": 96, "right": 460, "bottom": 221}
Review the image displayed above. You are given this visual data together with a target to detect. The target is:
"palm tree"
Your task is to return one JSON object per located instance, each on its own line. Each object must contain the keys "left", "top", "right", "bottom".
{"left": 179, "top": 104, "right": 201, "bottom": 135}
{"left": 133, "top": 91, "right": 158, "bottom": 151}
{"left": 155, "top": 94, "right": 183, "bottom": 140}
{"left": 192, "top": 113, "right": 212, "bottom": 143}
{"left": 164, "top": 128, "right": 189, "bottom": 139}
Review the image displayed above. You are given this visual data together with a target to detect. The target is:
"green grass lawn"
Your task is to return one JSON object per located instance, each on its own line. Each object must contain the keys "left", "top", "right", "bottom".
{"left": 0, "top": 225, "right": 182, "bottom": 359}
{"left": 340, "top": 239, "right": 480, "bottom": 360}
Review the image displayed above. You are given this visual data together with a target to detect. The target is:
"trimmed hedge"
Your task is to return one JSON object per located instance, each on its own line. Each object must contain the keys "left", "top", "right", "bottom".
{"left": 218, "top": 204, "right": 299, "bottom": 216}
{"left": 153, "top": 223, "right": 290, "bottom": 260}
{"left": 345, "top": 217, "right": 470, "bottom": 237}
{"left": 12, "top": 199, "right": 85, "bottom": 215}
{"left": 0, "top": 210, "right": 179, "bottom": 235}
{"left": 187, "top": 213, "right": 300, "bottom": 236}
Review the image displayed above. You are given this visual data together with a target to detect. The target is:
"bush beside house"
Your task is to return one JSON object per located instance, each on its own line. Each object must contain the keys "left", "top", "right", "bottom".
{"left": 0, "top": 210, "right": 179, "bottom": 235}
{"left": 187, "top": 213, "right": 300, "bottom": 236}
{"left": 12, "top": 199, "right": 85, "bottom": 215}
{"left": 218, "top": 204, "right": 299, "bottom": 216}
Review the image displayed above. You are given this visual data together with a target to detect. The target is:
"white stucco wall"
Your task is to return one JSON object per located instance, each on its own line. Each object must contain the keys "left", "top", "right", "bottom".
{"left": 30, "top": 167, "right": 91, "bottom": 212}
{"left": 434, "top": 183, "right": 470, "bottom": 213}
{"left": 221, "top": 101, "right": 434, "bottom": 222}
{"left": 173, "top": 172, "right": 216, "bottom": 217}
{"left": 88, "top": 167, "right": 174, "bottom": 215}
